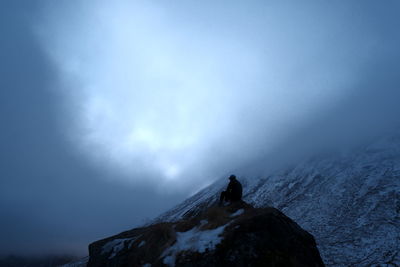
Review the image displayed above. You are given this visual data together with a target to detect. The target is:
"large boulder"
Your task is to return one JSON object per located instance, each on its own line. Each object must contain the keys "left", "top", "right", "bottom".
{"left": 88, "top": 202, "right": 324, "bottom": 267}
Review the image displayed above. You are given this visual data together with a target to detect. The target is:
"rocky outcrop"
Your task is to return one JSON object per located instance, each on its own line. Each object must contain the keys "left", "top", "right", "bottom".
{"left": 88, "top": 202, "right": 324, "bottom": 267}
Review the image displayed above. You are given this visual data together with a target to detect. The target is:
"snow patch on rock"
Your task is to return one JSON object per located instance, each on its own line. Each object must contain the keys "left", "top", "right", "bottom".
{"left": 102, "top": 237, "right": 139, "bottom": 259}
{"left": 162, "top": 223, "right": 229, "bottom": 266}
{"left": 230, "top": 209, "right": 244, "bottom": 217}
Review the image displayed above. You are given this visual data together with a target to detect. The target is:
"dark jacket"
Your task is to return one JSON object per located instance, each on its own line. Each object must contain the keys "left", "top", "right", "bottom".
{"left": 227, "top": 179, "right": 242, "bottom": 201}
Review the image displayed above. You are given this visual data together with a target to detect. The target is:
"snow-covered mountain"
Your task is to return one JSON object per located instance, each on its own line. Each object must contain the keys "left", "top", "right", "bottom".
{"left": 155, "top": 134, "right": 400, "bottom": 266}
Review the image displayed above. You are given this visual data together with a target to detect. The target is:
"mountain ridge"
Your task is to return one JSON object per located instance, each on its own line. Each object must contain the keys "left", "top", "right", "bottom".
{"left": 153, "top": 134, "right": 400, "bottom": 266}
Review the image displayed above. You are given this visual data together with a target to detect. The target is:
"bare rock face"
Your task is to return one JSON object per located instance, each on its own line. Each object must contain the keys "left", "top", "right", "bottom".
{"left": 88, "top": 202, "right": 324, "bottom": 267}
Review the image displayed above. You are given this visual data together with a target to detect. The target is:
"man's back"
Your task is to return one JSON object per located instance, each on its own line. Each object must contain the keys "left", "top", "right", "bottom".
{"left": 219, "top": 175, "right": 243, "bottom": 205}
{"left": 227, "top": 179, "right": 242, "bottom": 201}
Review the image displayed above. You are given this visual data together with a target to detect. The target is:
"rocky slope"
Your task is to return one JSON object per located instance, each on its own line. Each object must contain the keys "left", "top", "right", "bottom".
{"left": 155, "top": 134, "right": 400, "bottom": 266}
{"left": 88, "top": 202, "right": 324, "bottom": 267}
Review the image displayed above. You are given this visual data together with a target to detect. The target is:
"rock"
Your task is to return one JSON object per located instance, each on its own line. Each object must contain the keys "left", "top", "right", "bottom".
{"left": 88, "top": 202, "right": 325, "bottom": 267}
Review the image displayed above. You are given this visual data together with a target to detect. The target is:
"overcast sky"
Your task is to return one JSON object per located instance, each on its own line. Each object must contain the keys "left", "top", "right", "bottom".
{"left": 1, "top": 0, "right": 399, "bottom": 257}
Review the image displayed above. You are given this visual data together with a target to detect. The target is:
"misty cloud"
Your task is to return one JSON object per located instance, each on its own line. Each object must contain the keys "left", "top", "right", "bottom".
{"left": 36, "top": 0, "right": 400, "bottom": 191}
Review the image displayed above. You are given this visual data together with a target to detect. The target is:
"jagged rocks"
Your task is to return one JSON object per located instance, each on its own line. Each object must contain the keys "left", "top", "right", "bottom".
{"left": 88, "top": 202, "right": 324, "bottom": 267}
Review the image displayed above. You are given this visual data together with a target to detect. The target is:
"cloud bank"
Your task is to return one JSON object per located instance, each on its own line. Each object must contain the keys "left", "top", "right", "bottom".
{"left": 37, "top": 0, "right": 400, "bottom": 191}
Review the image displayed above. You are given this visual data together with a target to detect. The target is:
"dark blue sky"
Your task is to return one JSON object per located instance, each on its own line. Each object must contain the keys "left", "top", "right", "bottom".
{"left": 1, "top": 0, "right": 400, "bottom": 257}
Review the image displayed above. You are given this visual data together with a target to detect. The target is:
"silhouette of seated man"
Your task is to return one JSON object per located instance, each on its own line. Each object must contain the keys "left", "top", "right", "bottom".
{"left": 219, "top": 175, "right": 243, "bottom": 205}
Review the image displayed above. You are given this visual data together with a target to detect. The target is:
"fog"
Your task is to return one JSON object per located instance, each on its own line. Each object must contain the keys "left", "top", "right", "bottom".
{"left": 37, "top": 0, "right": 400, "bottom": 189}
{"left": 1, "top": 0, "right": 399, "bottom": 257}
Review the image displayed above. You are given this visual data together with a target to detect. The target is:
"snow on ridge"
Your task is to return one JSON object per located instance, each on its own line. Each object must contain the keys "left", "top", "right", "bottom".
{"left": 162, "top": 223, "right": 229, "bottom": 267}
{"left": 154, "top": 133, "right": 400, "bottom": 266}
{"left": 102, "top": 236, "right": 140, "bottom": 259}
{"left": 138, "top": 240, "right": 146, "bottom": 247}
{"left": 230, "top": 209, "right": 244, "bottom": 217}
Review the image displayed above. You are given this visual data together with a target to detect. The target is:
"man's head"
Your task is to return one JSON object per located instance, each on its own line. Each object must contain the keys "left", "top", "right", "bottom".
{"left": 229, "top": 174, "right": 236, "bottom": 181}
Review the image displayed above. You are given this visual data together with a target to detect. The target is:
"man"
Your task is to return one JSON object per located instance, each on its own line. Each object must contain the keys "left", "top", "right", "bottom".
{"left": 219, "top": 174, "right": 243, "bottom": 205}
